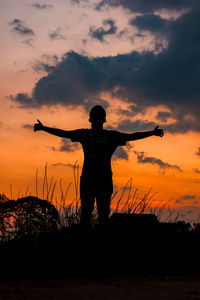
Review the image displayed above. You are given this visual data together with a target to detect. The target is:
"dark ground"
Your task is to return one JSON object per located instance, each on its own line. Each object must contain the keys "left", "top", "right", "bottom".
{"left": 1, "top": 214, "right": 200, "bottom": 299}
{"left": 1, "top": 276, "right": 200, "bottom": 300}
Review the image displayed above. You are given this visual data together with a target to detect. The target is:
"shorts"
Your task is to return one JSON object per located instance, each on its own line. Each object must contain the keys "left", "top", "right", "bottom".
{"left": 80, "top": 174, "right": 113, "bottom": 199}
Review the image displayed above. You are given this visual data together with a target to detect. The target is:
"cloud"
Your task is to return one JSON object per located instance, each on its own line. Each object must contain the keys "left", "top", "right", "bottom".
{"left": 33, "top": 55, "right": 58, "bottom": 73}
{"left": 51, "top": 162, "right": 79, "bottom": 168}
{"left": 195, "top": 147, "right": 200, "bottom": 157}
{"left": 10, "top": 93, "right": 35, "bottom": 107}
{"left": 116, "top": 120, "right": 157, "bottom": 132}
{"left": 22, "top": 38, "right": 34, "bottom": 47}
{"left": 176, "top": 194, "right": 196, "bottom": 203}
{"left": 193, "top": 168, "right": 200, "bottom": 174}
{"left": 71, "top": 0, "right": 88, "bottom": 4}
{"left": 115, "top": 115, "right": 200, "bottom": 134}
{"left": 96, "top": 0, "right": 198, "bottom": 13}
{"left": 51, "top": 139, "right": 80, "bottom": 152}
{"left": 89, "top": 19, "right": 117, "bottom": 42}
{"left": 33, "top": 62, "right": 55, "bottom": 73}
{"left": 133, "top": 150, "right": 183, "bottom": 173}
{"left": 48, "top": 28, "right": 66, "bottom": 41}
{"left": 113, "top": 146, "right": 128, "bottom": 160}
{"left": 156, "top": 111, "right": 172, "bottom": 122}
{"left": 31, "top": 3, "right": 53, "bottom": 9}
{"left": 180, "top": 194, "right": 195, "bottom": 200}
{"left": 130, "top": 14, "right": 169, "bottom": 33}
{"left": 10, "top": 6, "right": 200, "bottom": 132}
{"left": 22, "top": 123, "right": 33, "bottom": 129}
{"left": 9, "top": 19, "right": 35, "bottom": 36}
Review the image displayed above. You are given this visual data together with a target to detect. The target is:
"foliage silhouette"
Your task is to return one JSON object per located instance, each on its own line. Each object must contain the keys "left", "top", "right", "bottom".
{"left": 0, "top": 196, "right": 59, "bottom": 241}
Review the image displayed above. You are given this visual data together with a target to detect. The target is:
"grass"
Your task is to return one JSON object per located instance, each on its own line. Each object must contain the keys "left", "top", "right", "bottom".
{"left": 1, "top": 164, "right": 200, "bottom": 278}
{"left": 0, "top": 162, "right": 197, "bottom": 243}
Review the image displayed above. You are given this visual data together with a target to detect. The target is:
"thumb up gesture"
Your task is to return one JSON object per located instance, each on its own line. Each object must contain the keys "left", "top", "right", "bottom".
{"left": 34, "top": 119, "right": 44, "bottom": 132}
{"left": 153, "top": 125, "right": 164, "bottom": 137}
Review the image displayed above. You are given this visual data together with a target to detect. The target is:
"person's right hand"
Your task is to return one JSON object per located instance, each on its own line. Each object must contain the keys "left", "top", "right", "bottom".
{"left": 34, "top": 119, "right": 44, "bottom": 132}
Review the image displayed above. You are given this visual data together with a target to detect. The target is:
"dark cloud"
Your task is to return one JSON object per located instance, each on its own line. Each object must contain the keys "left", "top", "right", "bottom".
{"left": 33, "top": 55, "right": 58, "bottom": 73}
{"left": 115, "top": 115, "right": 200, "bottom": 134}
{"left": 164, "top": 119, "right": 200, "bottom": 134}
{"left": 133, "top": 150, "right": 183, "bottom": 173}
{"left": 10, "top": 93, "right": 34, "bottom": 107}
{"left": 51, "top": 162, "right": 79, "bottom": 168}
{"left": 180, "top": 194, "right": 195, "bottom": 200}
{"left": 31, "top": 3, "right": 53, "bottom": 9}
{"left": 71, "top": 0, "right": 87, "bottom": 4}
{"left": 56, "top": 139, "right": 80, "bottom": 152}
{"left": 22, "top": 123, "right": 33, "bottom": 129}
{"left": 89, "top": 19, "right": 117, "bottom": 42}
{"left": 11, "top": 6, "right": 200, "bottom": 132}
{"left": 156, "top": 111, "right": 172, "bottom": 122}
{"left": 195, "top": 147, "right": 200, "bottom": 157}
{"left": 9, "top": 19, "right": 35, "bottom": 36}
{"left": 96, "top": 0, "right": 198, "bottom": 13}
{"left": 130, "top": 14, "right": 169, "bottom": 33}
{"left": 176, "top": 194, "right": 196, "bottom": 203}
{"left": 116, "top": 120, "right": 157, "bottom": 132}
{"left": 113, "top": 146, "right": 128, "bottom": 160}
{"left": 33, "top": 62, "right": 55, "bottom": 73}
{"left": 65, "top": 163, "right": 80, "bottom": 169}
{"left": 193, "top": 168, "right": 200, "bottom": 174}
{"left": 11, "top": 51, "right": 110, "bottom": 108}
{"left": 48, "top": 28, "right": 66, "bottom": 41}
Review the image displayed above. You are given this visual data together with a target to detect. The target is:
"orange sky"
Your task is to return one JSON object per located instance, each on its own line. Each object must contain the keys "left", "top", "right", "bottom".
{"left": 0, "top": 0, "right": 200, "bottom": 221}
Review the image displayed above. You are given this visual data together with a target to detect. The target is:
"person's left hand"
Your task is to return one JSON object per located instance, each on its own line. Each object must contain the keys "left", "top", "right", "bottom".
{"left": 153, "top": 126, "right": 164, "bottom": 137}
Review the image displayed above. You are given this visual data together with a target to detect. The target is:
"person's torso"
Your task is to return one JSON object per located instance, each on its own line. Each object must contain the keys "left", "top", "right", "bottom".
{"left": 80, "top": 129, "right": 118, "bottom": 177}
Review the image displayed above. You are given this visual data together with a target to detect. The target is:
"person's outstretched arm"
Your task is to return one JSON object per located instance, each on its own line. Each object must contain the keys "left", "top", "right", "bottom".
{"left": 34, "top": 120, "right": 75, "bottom": 139}
{"left": 124, "top": 126, "right": 164, "bottom": 141}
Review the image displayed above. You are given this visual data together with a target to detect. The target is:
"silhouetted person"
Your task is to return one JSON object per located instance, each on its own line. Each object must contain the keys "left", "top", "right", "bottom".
{"left": 34, "top": 105, "right": 164, "bottom": 226}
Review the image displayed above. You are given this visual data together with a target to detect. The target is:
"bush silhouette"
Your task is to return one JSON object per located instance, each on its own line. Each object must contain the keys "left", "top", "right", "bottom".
{"left": 0, "top": 196, "right": 60, "bottom": 240}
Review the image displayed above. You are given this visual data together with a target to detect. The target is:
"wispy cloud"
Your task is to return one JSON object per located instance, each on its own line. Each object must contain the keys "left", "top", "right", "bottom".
{"left": 133, "top": 150, "right": 183, "bottom": 173}
{"left": 51, "top": 139, "right": 80, "bottom": 152}
{"left": 33, "top": 54, "right": 58, "bottom": 73}
{"left": 48, "top": 28, "right": 66, "bottom": 41}
{"left": 176, "top": 194, "right": 196, "bottom": 203}
{"left": 89, "top": 19, "right": 117, "bottom": 42}
{"left": 193, "top": 168, "right": 200, "bottom": 174}
{"left": 31, "top": 3, "right": 53, "bottom": 9}
{"left": 22, "top": 38, "right": 34, "bottom": 47}
{"left": 195, "top": 147, "right": 200, "bottom": 157}
{"left": 9, "top": 19, "right": 35, "bottom": 36}
{"left": 22, "top": 123, "right": 33, "bottom": 129}
{"left": 113, "top": 146, "right": 128, "bottom": 160}
{"left": 51, "top": 162, "right": 79, "bottom": 168}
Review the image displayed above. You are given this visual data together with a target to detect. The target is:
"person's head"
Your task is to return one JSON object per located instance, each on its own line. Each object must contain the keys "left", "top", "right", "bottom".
{"left": 89, "top": 105, "right": 106, "bottom": 128}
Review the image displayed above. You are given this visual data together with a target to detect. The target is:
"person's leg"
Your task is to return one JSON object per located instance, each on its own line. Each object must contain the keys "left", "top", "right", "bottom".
{"left": 95, "top": 174, "right": 113, "bottom": 225}
{"left": 80, "top": 194, "right": 95, "bottom": 227}
{"left": 96, "top": 193, "right": 111, "bottom": 225}
{"left": 80, "top": 175, "right": 95, "bottom": 226}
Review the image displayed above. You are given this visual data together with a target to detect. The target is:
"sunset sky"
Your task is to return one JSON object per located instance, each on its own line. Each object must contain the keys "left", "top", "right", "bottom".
{"left": 1, "top": 0, "right": 200, "bottom": 219}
